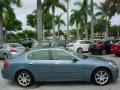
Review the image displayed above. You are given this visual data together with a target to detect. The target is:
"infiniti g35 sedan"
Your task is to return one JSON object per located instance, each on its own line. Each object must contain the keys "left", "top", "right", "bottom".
{"left": 1, "top": 48, "right": 119, "bottom": 87}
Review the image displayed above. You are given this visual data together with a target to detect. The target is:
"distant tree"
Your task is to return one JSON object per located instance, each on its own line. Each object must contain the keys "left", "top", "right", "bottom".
{"left": 70, "top": 10, "right": 83, "bottom": 39}
{"left": 75, "top": 0, "right": 89, "bottom": 40}
{"left": 0, "top": 0, "right": 22, "bottom": 44}
{"left": 55, "top": 14, "right": 65, "bottom": 39}
{"left": 96, "top": 2, "right": 116, "bottom": 39}
{"left": 26, "top": 10, "right": 52, "bottom": 34}
{"left": 43, "top": 0, "right": 66, "bottom": 40}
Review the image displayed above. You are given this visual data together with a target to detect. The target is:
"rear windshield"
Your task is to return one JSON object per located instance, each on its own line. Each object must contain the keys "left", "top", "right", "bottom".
{"left": 9, "top": 44, "right": 23, "bottom": 48}
{"left": 97, "top": 41, "right": 103, "bottom": 44}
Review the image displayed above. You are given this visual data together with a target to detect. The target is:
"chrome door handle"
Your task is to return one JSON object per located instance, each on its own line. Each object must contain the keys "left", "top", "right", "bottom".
{"left": 28, "top": 63, "right": 34, "bottom": 65}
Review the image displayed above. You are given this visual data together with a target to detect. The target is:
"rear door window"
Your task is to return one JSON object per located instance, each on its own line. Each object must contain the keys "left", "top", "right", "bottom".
{"left": 27, "top": 50, "right": 49, "bottom": 60}
{"left": 9, "top": 43, "right": 23, "bottom": 48}
{"left": 80, "top": 41, "right": 87, "bottom": 44}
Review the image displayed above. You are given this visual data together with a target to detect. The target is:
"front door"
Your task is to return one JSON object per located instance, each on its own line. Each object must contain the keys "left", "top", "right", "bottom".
{"left": 51, "top": 50, "right": 84, "bottom": 81}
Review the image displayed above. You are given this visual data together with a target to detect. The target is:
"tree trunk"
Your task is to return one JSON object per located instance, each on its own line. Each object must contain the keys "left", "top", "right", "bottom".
{"left": 52, "top": 6, "right": 55, "bottom": 41}
{"left": 90, "top": 0, "right": 94, "bottom": 41}
{"left": 0, "top": 8, "right": 4, "bottom": 44}
{"left": 37, "top": 0, "right": 43, "bottom": 45}
{"left": 58, "top": 24, "right": 60, "bottom": 39}
{"left": 85, "top": 24, "right": 88, "bottom": 40}
{"left": 76, "top": 24, "right": 80, "bottom": 40}
{"left": 66, "top": 0, "right": 70, "bottom": 40}
{"left": 117, "top": 26, "right": 120, "bottom": 38}
{"left": 105, "top": 19, "right": 109, "bottom": 39}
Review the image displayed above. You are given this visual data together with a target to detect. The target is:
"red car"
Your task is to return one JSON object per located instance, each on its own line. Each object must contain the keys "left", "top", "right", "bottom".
{"left": 111, "top": 42, "right": 120, "bottom": 56}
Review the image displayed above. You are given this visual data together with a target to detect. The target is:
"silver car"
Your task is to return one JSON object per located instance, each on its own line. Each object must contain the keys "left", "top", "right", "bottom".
{"left": 0, "top": 43, "right": 25, "bottom": 59}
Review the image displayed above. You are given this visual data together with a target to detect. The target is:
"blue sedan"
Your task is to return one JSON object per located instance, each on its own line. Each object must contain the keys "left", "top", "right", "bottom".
{"left": 1, "top": 48, "right": 119, "bottom": 87}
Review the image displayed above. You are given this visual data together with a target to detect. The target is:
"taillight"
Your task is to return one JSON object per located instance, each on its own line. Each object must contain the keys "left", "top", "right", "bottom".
{"left": 3, "top": 59, "right": 9, "bottom": 68}
{"left": 96, "top": 44, "right": 102, "bottom": 49}
{"left": 10, "top": 49, "right": 17, "bottom": 52}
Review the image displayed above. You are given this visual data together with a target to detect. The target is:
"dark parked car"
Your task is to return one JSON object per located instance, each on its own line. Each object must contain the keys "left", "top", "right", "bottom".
{"left": 89, "top": 39, "right": 120, "bottom": 55}
{"left": 1, "top": 48, "right": 119, "bottom": 87}
{"left": 20, "top": 38, "right": 33, "bottom": 48}
{"left": 111, "top": 41, "right": 120, "bottom": 56}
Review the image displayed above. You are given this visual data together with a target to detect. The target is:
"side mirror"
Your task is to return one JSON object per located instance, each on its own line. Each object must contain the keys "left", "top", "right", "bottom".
{"left": 72, "top": 58, "right": 79, "bottom": 63}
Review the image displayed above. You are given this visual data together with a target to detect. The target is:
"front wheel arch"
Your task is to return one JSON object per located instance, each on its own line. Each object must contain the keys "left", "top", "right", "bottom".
{"left": 91, "top": 67, "right": 112, "bottom": 83}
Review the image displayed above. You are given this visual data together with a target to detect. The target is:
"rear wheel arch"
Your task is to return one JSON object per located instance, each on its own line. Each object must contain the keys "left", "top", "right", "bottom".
{"left": 15, "top": 69, "right": 34, "bottom": 81}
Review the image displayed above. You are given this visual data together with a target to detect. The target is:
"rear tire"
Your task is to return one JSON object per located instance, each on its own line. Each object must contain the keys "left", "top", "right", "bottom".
{"left": 4, "top": 53, "right": 8, "bottom": 59}
{"left": 91, "top": 68, "right": 111, "bottom": 86}
{"left": 101, "top": 50, "right": 107, "bottom": 55}
{"left": 16, "top": 71, "right": 34, "bottom": 87}
{"left": 77, "top": 48, "right": 83, "bottom": 54}
{"left": 115, "top": 54, "right": 120, "bottom": 57}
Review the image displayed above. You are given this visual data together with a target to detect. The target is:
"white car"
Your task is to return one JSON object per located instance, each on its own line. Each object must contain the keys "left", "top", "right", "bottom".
{"left": 67, "top": 40, "right": 94, "bottom": 53}
{"left": 0, "top": 43, "right": 25, "bottom": 58}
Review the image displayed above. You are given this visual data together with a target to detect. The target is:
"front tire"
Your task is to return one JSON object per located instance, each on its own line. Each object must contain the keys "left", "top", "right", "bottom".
{"left": 92, "top": 68, "right": 111, "bottom": 85}
{"left": 16, "top": 71, "right": 33, "bottom": 87}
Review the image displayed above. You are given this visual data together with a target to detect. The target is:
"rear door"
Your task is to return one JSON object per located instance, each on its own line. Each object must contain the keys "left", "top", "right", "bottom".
{"left": 80, "top": 41, "right": 93, "bottom": 51}
{"left": 27, "top": 50, "right": 53, "bottom": 81}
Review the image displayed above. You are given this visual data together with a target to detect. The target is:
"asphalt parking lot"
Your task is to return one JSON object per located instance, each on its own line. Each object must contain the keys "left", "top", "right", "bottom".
{"left": 0, "top": 54, "right": 120, "bottom": 90}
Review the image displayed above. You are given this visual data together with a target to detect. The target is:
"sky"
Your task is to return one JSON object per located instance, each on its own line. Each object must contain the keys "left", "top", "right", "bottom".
{"left": 13, "top": 0, "right": 120, "bottom": 31}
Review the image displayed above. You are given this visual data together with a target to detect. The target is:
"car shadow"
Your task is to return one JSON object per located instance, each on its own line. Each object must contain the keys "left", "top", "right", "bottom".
{"left": 6, "top": 80, "right": 119, "bottom": 89}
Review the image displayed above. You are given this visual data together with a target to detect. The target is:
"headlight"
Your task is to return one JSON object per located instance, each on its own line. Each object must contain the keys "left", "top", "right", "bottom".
{"left": 108, "top": 62, "right": 117, "bottom": 68}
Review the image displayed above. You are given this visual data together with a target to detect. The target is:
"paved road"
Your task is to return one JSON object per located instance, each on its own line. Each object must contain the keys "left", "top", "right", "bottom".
{"left": 0, "top": 54, "right": 120, "bottom": 90}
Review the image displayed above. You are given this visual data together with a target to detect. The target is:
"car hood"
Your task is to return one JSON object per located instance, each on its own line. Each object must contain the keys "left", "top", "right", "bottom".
{"left": 82, "top": 56, "right": 115, "bottom": 65}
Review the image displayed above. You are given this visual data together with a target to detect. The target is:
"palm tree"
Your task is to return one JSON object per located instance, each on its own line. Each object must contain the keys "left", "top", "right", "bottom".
{"left": 105, "top": 0, "right": 120, "bottom": 38}
{"left": 37, "top": 0, "right": 43, "bottom": 45}
{"left": 0, "top": 0, "right": 21, "bottom": 44}
{"left": 75, "top": 0, "right": 89, "bottom": 40}
{"left": 70, "top": 10, "right": 83, "bottom": 39}
{"left": 65, "top": 0, "right": 70, "bottom": 40}
{"left": 55, "top": 14, "right": 66, "bottom": 39}
{"left": 43, "top": 0, "right": 66, "bottom": 40}
{"left": 96, "top": 3, "right": 116, "bottom": 39}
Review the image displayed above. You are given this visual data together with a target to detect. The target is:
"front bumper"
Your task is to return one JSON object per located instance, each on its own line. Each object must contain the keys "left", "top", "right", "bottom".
{"left": 111, "top": 67, "right": 119, "bottom": 81}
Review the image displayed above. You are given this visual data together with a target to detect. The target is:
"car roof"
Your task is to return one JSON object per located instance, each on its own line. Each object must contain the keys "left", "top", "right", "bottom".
{"left": 30, "top": 47, "right": 66, "bottom": 51}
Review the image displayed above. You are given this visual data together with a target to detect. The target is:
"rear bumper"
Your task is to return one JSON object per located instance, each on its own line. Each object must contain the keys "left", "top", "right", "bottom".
{"left": 1, "top": 68, "right": 14, "bottom": 80}
{"left": 111, "top": 49, "right": 120, "bottom": 55}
